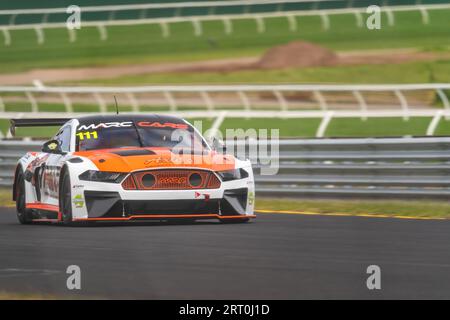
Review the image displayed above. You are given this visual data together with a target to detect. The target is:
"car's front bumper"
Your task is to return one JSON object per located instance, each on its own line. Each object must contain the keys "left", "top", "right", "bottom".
{"left": 72, "top": 186, "right": 254, "bottom": 221}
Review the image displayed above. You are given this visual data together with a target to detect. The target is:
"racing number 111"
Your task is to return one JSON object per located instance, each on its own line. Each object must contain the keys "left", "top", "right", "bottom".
{"left": 76, "top": 131, "right": 98, "bottom": 140}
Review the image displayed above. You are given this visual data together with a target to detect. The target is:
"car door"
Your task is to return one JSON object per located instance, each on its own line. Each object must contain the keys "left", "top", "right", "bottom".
{"left": 41, "top": 124, "right": 72, "bottom": 205}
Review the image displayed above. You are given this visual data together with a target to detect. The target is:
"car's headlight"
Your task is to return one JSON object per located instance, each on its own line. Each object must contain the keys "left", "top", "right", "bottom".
{"left": 216, "top": 168, "right": 249, "bottom": 181}
{"left": 79, "top": 170, "right": 126, "bottom": 183}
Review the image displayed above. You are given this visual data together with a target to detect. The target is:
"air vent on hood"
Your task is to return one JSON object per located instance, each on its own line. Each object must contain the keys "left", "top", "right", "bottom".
{"left": 110, "top": 149, "right": 156, "bottom": 157}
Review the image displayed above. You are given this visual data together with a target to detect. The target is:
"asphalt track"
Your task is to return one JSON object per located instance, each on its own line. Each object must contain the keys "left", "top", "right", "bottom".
{"left": 1, "top": 207, "right": 450, "bottom": 299}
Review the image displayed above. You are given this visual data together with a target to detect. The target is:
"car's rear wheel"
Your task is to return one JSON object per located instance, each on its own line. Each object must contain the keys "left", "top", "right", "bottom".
{"left": 60, "top": 171, "right": 73, "bottom": 225}
{"left": 15, "top": 168, "right": 32, "bottom": 224}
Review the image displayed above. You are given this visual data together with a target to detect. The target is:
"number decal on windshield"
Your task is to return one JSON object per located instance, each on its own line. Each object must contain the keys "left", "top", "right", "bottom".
{"left": 76, "top": 131, "right": 98, "bottom": 140}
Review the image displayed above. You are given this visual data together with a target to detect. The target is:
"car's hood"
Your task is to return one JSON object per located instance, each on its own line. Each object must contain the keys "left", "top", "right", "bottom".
{"left": 74, "top": 147, "right": 236, "bottom": 172}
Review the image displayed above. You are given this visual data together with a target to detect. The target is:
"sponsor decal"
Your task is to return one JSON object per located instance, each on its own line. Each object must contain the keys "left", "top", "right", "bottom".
{"left": 248, "top": 191, "right": 255, "bottom": 206}
{"left": 47, "top": 142, "right": 58, "bottom": 150}
{"left": 78, "top": 122, "right": 133, "bottom": 131}
{"left": 137, "top": 121, "right": 188, "bottom": 129}
{"left": 72, "top": 194, "right": 85, "bottom": 208}
{"left": 42, "top": 165, "right": 60, "bottom": 197}
{"left": 159, "top": 177, "right": 187, "bottom": 184}
{"left": 144, "top": 157, "right": 173, "bottom": 167}
{"left": 76, "top": 131, "right": 98, "bottom": 140}
{"left": 195, "top": 191, "right": 210, "bottom": 201}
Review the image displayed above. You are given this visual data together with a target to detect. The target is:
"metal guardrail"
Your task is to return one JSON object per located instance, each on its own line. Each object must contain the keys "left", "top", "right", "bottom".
{"left": 1, "top": 137, "right": 450, "bottom": 199}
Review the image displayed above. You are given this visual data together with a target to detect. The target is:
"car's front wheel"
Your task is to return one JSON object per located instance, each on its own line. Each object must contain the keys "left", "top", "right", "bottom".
{"left": 60, "top": 170, "right": 73, "bottom": 225}
{"left": 15, "top": 168, "right": 33, "bottom": 224}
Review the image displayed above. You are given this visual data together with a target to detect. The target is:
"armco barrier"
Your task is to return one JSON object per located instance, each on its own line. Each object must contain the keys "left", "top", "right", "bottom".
{"left": 1, "top": 137, "right": 450, "bottom": 199}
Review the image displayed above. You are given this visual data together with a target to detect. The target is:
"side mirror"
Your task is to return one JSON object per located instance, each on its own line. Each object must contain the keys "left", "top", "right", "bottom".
{"left": 211, "top": 137, "right": 227, "bottom": 154}
{"left": 42, "top": 139, "right": 65, "bottom": 155}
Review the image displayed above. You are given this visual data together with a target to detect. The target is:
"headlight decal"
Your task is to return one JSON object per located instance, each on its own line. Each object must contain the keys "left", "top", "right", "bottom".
{"left": 217, "top": 168, "right": 249, "bottom": 182}
{"left": 79, "top": 170, "right": 126, "bottom": 183}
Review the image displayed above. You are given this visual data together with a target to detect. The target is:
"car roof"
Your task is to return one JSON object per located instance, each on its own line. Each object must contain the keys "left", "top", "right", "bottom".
{"left": 76, "top": 114, "right": 187, "bottom": 126}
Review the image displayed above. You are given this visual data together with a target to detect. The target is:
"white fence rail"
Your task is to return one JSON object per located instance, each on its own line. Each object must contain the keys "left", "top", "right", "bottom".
{"left": 1, "top": 83, "right": 449, "bottom": 138}
{"left": 0, "top": 2, "right": 448, "bottom": 44}
{"left": 0, "top": 0, "right": 363, "bottom": 15}
{"left": 0, "top": 83, "right": 449, "bottom": 112}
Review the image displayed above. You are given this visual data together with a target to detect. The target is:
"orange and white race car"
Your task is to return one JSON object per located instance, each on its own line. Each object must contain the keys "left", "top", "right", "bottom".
{"left": 11, "top": 115, "right": 255, "bottom": 225}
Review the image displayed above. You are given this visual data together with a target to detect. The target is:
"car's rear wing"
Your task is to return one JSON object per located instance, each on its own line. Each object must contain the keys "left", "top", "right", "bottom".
{"left": 9, "top": 118, "right": 70, "bottom": 136}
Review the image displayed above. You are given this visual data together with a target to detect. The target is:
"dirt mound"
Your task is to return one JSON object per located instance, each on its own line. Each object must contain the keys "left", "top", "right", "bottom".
{"left": 258, "top": 41, "right": 338, "bottom": 69}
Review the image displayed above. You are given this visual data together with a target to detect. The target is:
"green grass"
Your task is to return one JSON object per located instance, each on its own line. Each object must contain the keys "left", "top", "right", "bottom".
{"left": 220, "top": 118, "right": 321, "bottom": 137}
{"left": 326, "top": 117, "right": 434, "bottom": 137}
{"left": 3, "top": 116, "right": 450, "bottom": 138}
{"left": 256, "top": 198, "right": 450, "bottom": 219}
{"left": 0, "top": 190, "right": 12, "bottom": 207}
{"left": 1, "top": 9, "right": 449, "bottom": 74}
{"left": 72, "top": 60, "right": 450, "bottom": 86}
{"left": 0, "top": 120, "right": 59, "bottom": 138}
{"left": 219, "top": 117, "right": 450, "bottom": 138}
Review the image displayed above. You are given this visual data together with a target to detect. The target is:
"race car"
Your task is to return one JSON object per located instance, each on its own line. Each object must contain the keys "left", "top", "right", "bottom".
{"left": 11, "top": 115, "right": 255, "bottom": 225}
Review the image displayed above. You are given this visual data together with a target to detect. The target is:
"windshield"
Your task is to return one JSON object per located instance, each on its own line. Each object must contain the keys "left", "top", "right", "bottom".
{"left": 76, "top": 121, "right": 208, "bottom": 152}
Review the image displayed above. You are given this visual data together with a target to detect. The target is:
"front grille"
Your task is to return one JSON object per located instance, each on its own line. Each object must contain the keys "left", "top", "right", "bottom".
{"left": 122, "top": 169, "right": 221, "bottom": 190}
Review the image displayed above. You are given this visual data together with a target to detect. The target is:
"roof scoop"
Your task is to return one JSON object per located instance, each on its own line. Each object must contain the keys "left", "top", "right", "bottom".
{"left": 109, "top": 149, "right": 156, "bottom": 157}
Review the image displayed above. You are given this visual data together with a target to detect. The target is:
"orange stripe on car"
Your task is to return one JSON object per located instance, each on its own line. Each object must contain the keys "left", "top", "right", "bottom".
{"left": 26, "top": 202, "right": 60, "bottom": 212}
{"left": 73, "top": 214, "right": 255, "bottom": 221}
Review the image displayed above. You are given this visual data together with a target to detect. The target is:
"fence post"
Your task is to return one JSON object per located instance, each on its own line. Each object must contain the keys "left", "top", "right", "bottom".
{"left": 418, "top": 6, "right": 429, "bottom": 24}
{"left": 313, "top": 90, "right": 328, "bottom": 111}
{"left": 200, "top": 91, "right": 214, "bottom": 111}
{"left": 352, "top": 90, "right": 368, "bottom": 121}
{"left": 385, "top": 8, "right": 395, "bottom": 26}
{"left": 316, "top": 111, "right": 334, "bottom": 138}
{"left": 25, "top": 92, "right": 38, "bottom": 113}
{"left": 9, "top": 14, "right": 17, "bottom": 26}
{"left": 191, "top": 18, "right": 202, "bottom": 37}
{"left": 320, "top": 12, "right": 330, "bottom": 30}
{"left": 41, "top": 13, "right": 49, "bottom": 23}
{"left": 255, "top": 16, "right": 265, "bottom": 33}
{"left": 163, "top": 91, "right": 177, "bottom": 112}
{"left": 108, "top": 10, "right": 116, "bottom": 21}
{"left": 353, "top": 10, "right": 363, "bottom": 28}
{"left": 273, "top": 90, "right": 288, "bottom": 112}
{"left": 394, "top": 90, "right": 409, "bottom": 121}
{"left": 34, "top": 26, "right": 45, "bottom": 45}
{"left": 286, "top": 14, "right": 297, "bottom": 32}
{"left": 222, "top": 18, "right": 233, "bottom": 35}
{"left": 93, "top": 92, "right": 107, "bottom": 113}
{"left": 160, "top": 21, "right": 170, "bottom": 38}
{"left": 0, "top": 95, "right": 4, "bottom": 112}
{"left": 436, "top": 88, "right": 450, "bottom": 120}
{"left": 97, "top": 24, "right": 108, "bottom": 41}
{"left": 67, "top": 28, "right": 76, "bottom": 42}
{"left": 126, "top": 92, "right": 139, "bottom": 112}
{"left": 237, "top": 91, "right": 251, "bottom": 112}
{"left": 2, "top": 28, "right": 11, "bottom": 46}
{"left": 207, "top": 111, "right": 227, "bottom": 141}
{"left": 60, "top": 92, "right": 73, "bottom": 113}
{"left": 426, "top": 110, "right": 443, "bottom": 136}
{"left": 139, "top": 9, "right": 147, "bottom": 19}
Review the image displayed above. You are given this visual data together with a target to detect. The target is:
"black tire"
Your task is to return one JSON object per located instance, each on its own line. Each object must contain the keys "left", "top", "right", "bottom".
{"left": 15, "top": 168, "right": 33, "bottom": 224}
{"left": 60, "top": 171, "right": 73, "bottom": 225}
